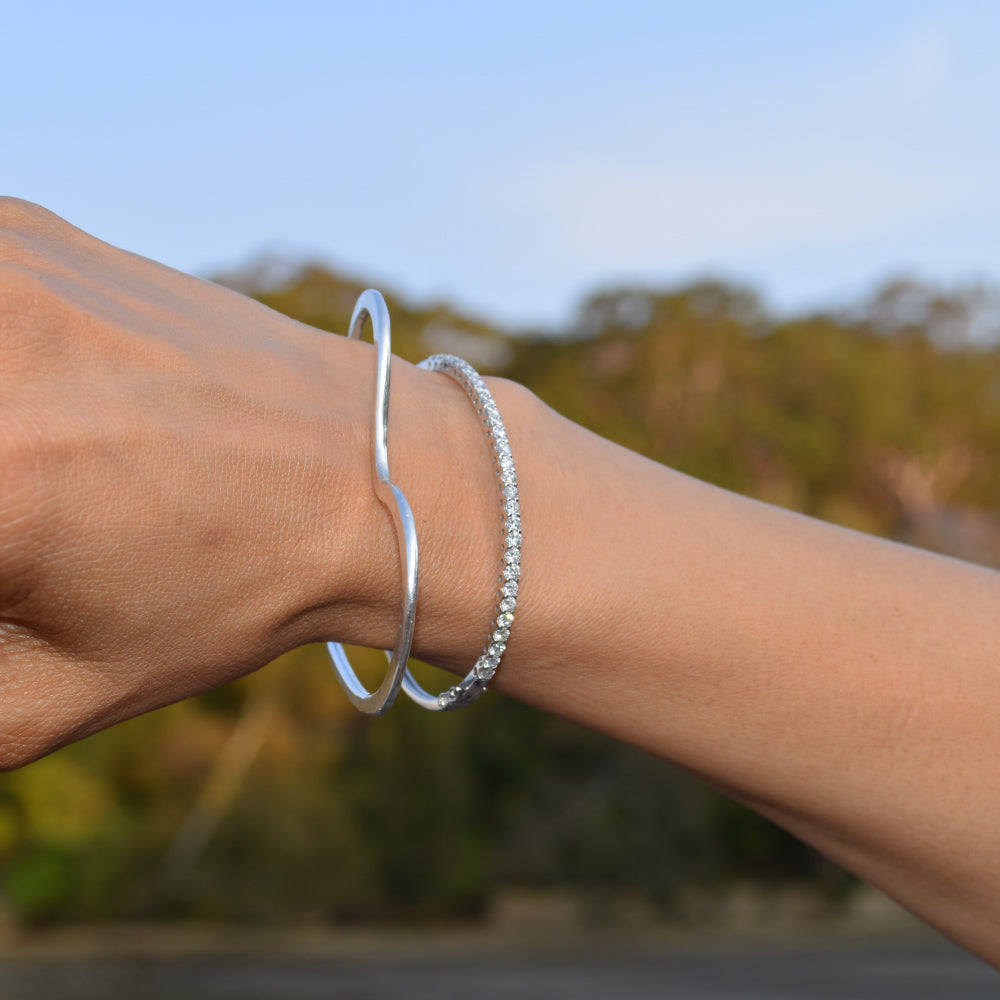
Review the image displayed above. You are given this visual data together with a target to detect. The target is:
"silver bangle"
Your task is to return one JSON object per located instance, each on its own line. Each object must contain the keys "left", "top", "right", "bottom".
{"left": 326, "top": 290, "right": 419, "bottom": 715}
{"left": 402, "top": 354, "right": 521, "bottom": 711}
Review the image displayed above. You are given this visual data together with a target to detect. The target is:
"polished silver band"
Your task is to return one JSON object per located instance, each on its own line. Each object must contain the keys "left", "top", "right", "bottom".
{"left": 326, "top": 289, "right": 419, "bottom": 715}
{"left": 402, "top": 354, "right": 521, "bottom": 711}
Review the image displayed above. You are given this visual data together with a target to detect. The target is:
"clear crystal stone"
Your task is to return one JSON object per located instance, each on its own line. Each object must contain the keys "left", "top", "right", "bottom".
{"left": 423, "top": 353, "right": 523, "bottom": 706}
{"left": 476, "top": 656, "right": 499, "bottom": 680}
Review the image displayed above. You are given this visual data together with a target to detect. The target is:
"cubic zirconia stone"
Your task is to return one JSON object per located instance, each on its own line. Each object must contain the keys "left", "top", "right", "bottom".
{"left": 476, "top": 657, "right": 499, "bottom": 681}
{"left": 415, "top": 352, "right": 521, "bottom": 710}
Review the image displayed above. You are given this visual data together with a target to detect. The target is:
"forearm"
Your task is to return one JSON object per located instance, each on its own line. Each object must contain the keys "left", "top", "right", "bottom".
{"left": 379, "top": 370, "right": 1000, "bottom": 965}
{"left": 4, "top": 198, "right": 998, "bottom": 965}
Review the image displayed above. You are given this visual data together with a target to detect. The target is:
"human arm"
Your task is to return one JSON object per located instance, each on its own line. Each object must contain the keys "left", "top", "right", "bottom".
{"left": 1, "top": 199, "right": 999, "bottom": 966}
{"left": 484, "top": 397, "right": 1000, "bottom": 966}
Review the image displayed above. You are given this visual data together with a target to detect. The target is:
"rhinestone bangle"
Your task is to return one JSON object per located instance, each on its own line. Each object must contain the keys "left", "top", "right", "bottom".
{"left": 401, "top": 354, "right": 521, "bottom": 711}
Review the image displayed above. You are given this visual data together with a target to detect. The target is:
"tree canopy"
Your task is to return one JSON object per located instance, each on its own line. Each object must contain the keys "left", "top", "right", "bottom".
{"left": 3, "top": 267, "right": 998, "bottom": 925}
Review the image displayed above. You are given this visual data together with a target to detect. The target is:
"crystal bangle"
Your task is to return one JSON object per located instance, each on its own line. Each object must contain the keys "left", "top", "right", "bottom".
{"left": 402, "top": 354, "right": 520, "bottom": 711}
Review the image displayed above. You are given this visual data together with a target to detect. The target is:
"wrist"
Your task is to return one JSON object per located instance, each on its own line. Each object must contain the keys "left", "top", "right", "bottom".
{"left": 310, "top": 338, "right": 540, "bottom": 679}
{"left": 403, "top": 367, "right": 532, "bottom": 680}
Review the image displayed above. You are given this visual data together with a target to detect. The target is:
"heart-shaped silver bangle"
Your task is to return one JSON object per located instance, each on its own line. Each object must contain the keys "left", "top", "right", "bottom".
{"left": 326, "top": 289, "right": 419, "bottom": 715}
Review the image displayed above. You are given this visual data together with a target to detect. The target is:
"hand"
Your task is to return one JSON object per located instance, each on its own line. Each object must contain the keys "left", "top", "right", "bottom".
{"left": 0, "top": 198, "right": 387, "bottom": 764}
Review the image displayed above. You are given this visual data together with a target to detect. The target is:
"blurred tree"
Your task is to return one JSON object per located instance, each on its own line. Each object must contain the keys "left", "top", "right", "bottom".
{"left": 3, "top": 267, "right": 999, "bottom": 926}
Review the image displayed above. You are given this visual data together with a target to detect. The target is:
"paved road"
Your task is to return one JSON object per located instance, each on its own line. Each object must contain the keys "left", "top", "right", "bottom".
{"left": 0, "top": 937, "right": 994, "bottom": 999}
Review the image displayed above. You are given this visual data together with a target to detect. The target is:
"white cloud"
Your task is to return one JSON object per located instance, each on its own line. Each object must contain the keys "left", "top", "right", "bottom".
{"left": 885, "top": 18, "right": 953, "bottom": 103}
{"left": 483, "top": 154, "right": 964, "bottom": 273}
{"left": 475, "top": 9, "right": 996, "bottom": 292}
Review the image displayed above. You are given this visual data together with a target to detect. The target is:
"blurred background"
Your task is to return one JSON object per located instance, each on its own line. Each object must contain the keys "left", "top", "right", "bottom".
{"left": 2, "top": 0, "right": 1000, "bottom": 973}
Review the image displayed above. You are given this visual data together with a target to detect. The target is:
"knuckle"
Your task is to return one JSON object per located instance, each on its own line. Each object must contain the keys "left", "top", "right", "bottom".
{"left": 0, "top": 259, "right": 54, "bottom": 306}
{"left": 0, "top": 337, "right": 67, "bottom": 614}
{"left": 0, "top": 641, "right": 101, "bottom": 770}
{"left": 0, "top": 688, "right": 56, "bottom": 771}
{"left": 0, "top": 734, "right": 45, "bottom": 771}
{"left": 0, "top": 719, "right": 65, "bottom": 771}
{"left": 0, "top": 264, "right": 67, "bottom": 371}
{"left": 0, "top": 440, "right": 46, "bottom": 610}
{"left": 0, "top": 200, "right": 79, "bottom": 271}
{"left": 0, "top": 197, "right": 67, "bottom": 238}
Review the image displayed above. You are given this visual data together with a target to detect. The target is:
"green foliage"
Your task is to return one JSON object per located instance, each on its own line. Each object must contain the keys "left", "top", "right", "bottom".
{"left": 4, "top": 268, "right": 999, "bottom": 926}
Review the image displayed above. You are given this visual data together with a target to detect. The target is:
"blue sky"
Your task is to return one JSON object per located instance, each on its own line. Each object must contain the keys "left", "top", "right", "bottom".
{"left": 4, "top": 1, "right": 999, "bottom": 328}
